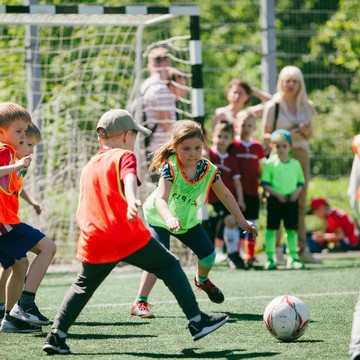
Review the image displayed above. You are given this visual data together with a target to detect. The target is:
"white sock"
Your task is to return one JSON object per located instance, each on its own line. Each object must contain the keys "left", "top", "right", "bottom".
{"left": 189, "top": 314, "right": 201, "bottom": 323}
{"left": 224, "top": 227, "right": 239, "bottom": 254}
{"left": 53, "top": 329, "right": 67, "bottom": 338}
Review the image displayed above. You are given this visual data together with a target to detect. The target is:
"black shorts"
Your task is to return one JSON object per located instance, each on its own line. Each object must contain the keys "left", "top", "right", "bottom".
{"left": 266, "top": 195, "right": 299, "bottom": 230}
{"left": 243, "top": 195, "right": 260, "bottom": 220}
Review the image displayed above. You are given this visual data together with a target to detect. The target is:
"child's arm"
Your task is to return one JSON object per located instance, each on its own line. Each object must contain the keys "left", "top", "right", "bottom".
{"left": 155, "top": 176, "right": 182, "bottom": 232}
{"left": 212, "top": 178, "right": 258, "bottom": 236}
{"left": 20, "top": 189, "right": 42, "bottom": 215}
{"left": 262, "top": 184, "right": 288, "bottom": 203}
{"left": 234, "top": 178, "right": 246, "bottom": 211}
{"left": 289, "top": 185, "right": 304, "bottom": 202}
{"left": 312, "top": 228, "right": 345, "bottom": 243}
{"left": 123, "top": 173, "right": 142, "bottom": 222}
{"left": 0, "top": 156, "right": 31, "bottom": 177}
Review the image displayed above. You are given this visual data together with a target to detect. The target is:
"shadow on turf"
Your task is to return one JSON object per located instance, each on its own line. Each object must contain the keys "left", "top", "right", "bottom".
{"left": 73, "top": 321, "right": 150, "bottom": 327}
{"left": 121, "top": 348, "right": 280, "bottom": 359}
{"left": 227, "top": 311, "right": 263, "bottom": 322}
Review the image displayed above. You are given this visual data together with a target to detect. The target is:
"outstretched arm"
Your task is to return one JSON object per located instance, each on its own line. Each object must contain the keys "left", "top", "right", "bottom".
{"left": 212, "top": 178, "right": 258, "bottom": 236}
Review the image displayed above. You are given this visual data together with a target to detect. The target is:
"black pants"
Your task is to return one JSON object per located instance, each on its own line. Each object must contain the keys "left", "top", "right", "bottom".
{"left": 52, "top": 238, "right": 200, "bottom": 334}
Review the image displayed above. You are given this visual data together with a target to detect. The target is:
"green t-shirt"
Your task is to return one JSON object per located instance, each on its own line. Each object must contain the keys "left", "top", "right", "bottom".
{"left": 260, "top": 155, "right": 305, "bottom": 195}
{"left": 143, "top": 154, "right": 217, "bottom": 234}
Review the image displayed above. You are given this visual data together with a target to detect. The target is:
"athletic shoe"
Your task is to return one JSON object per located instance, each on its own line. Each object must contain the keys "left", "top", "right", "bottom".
{"left": 10, "top": 302, "right": 51, "bottom": 325}
{"left": 194, "top": 277, "right": 225, "bottom": 304}
{"left": 227, "top": 253, "right": 246, "bottom": 270}
{"left": 0, "top": 314, "right": 42, "bottom": 333}
{"left": 130, "top": 301, "right": 155, "bottom": 318}
{"left": 245, "top": 257, "right": 257, "bottom": 269}
{"left": 214, "top": 251, "right": 227, "bottom": 264}
{"left": 264, "top": 260, "right": 277, "bottom": 270}
{"left": 286, "top": 257, "right": 305, "bottom": 270}
{"left": 43, "top": 332, "right": 70, "bottom": 355}
{"left": 351, "top": 352, "right": 360, "bottom": 360}
{"left": 188, "top": 312, "right": 228, "bottom": 341}
{"left": 298, "top": 248, "right": 322, "bottom": 264}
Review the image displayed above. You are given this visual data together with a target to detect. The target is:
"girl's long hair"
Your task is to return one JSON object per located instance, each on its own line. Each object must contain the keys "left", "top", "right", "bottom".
{"left": 273, "top": 65, "right": 313, "bottom": 112}
{"left": 149, "top": 120, "right": 206, "bottom": 173}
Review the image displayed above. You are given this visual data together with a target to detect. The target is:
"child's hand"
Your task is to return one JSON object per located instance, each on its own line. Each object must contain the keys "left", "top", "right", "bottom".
{"left": 127, "top": 199, "right": 142, "bottom": 222}
{"left": 277, "top": 194, "right": 288, "bottom": 203}
{"left": 165, "top": 217, "right": 182, "bottom": 232}
{"left": 16, "top": 156, "right": 32, "bottom": 170}
{"left": 312, "top": 231, "right": 324, "bottom": 242}
{"left": 242, "top": 220, "right": 258, "bottom": 237}
{"left": 289, "top": 193, "right": 299, "bottom": 202}
{"left": 238, "top": 200, "right": 246, "bottom": 212}
{"left": 32, "top": 201, "right": 43, "bottom": 215}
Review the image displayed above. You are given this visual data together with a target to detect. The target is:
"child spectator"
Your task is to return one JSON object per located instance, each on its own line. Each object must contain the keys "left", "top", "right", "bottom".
{"left": 308, "top": 198, "right": 359, "bottom": 252}
{"left": 42, "top": 110, "right": 228, "bottom": 355}
{"left": 0, "top": 123, "right": 42, "bottom": 322}
{"left": 260, "top": 129, "right": 305, "bottom": 270}
{"left": 230, "top": 110, "right": 266, "bottom": 267}
{"left": 208, "top": 122, "right": 246, "bottom": 269}
{"left": 0, "top": 103, "right": 56, "bottom": 333}
{"left": 131, "top": 120, "right": 257, "bottom": 318}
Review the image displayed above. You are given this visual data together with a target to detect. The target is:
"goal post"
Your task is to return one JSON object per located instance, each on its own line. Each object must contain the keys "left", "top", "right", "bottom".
{"left": 0, "top": 5, "right": 204, "bottom": 264}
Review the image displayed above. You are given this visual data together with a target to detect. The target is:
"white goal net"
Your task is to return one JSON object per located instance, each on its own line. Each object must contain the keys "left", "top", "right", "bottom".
{"left": 0, "top": 5, "right": 203, "bottom": 264}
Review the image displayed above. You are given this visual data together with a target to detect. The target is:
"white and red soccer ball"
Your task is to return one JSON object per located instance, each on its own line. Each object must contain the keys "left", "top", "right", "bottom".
{"left": 263, "top": 295, "right": 310, "bottom": 342}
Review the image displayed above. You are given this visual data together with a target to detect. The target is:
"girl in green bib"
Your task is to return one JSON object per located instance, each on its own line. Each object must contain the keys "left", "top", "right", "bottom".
{"left": 131, "top": 120, "right": 258, "bottom": 318}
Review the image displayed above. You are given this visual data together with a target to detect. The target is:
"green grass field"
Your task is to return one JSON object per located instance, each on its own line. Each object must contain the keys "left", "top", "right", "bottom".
{"left": 1, "top": 255, "right": 360, "bottom": 360}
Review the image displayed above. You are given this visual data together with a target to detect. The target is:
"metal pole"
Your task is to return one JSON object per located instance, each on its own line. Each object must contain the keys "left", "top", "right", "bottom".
{"left": 24, "top": 0, "right": 43, "bottom": 196}
{"left": 260, "top": 0, "right": 277, "bottom": 94}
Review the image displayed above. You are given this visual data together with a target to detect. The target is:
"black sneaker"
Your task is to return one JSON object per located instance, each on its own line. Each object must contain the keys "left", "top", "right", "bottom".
{"left": 0, "top": 314, "right": 42, "bottom": 333}
{"left": 194, "top": 277, "right": 225, "bottom": 304}
{"left": 188, "top": 312, "right": 228, "bottom": 341}
{"left": 43, "top": 332, "right": 70, "bottom": 355}
{"left": 10, "top": 302, "right": 50, "bottom": 325}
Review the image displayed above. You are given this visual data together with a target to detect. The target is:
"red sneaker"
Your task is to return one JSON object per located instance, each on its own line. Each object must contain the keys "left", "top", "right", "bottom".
{"left": 130, "top": 301, "right": 155, "bottom": 318}
{"left": 194, "top": 277, "right": 225, "bottom": 304}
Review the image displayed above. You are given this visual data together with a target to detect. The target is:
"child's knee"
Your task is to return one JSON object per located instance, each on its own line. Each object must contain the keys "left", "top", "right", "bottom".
{"left": 224, "top": 215, "right": 236, "bottom": 228}
{"left": 32, "top": 236, "right": 57, "bottom": 256}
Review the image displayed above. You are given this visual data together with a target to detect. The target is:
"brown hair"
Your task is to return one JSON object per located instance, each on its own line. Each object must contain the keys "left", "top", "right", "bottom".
{"left": 213, "top": 121, "right": 234, "bottom": 137}
{"left": 149, "top": 120, "right": 206, "bottom": 173}
{"left": 0, "top": 102, "right": 31, "bottom": 127}
{"left": 147, "top": 47, "right": 170, "bottom": 67}
{"left": 226, "top": 79, "right": 252, "bottom": 105}
{"left": 26, "top": 122, "right": 41, "bottom": 143}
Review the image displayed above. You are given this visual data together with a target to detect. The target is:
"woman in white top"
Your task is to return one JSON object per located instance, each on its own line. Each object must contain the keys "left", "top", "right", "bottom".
{"left": 262, "top": 65, "right": 316, "bottom": 263}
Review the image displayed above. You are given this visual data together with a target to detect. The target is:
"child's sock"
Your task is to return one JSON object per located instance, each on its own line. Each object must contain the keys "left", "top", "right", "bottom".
{"left": 224, "top": 227, "right": 240, "bottom": 254}
{"left": 245, "top": 234, "right": 256, "bottom": 261}
{"left": 18, "top": 291, "right": 36, "bottom": 306}
{"left": 135, "top": 296, "right": 148, "bottom": 303}
{"left": 285, "top": 229, "right": 298, "bottom": 259}
{"left": 196, "top": 274, "right": 208, "bottom": 285}
{"left": 53, "top": 328, "right": 67, "bottom": 338}
{"left": 265, "top": 229, "right": 276, "bottom": 261}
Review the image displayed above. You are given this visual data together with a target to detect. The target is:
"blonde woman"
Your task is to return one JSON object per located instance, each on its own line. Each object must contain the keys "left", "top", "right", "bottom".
{"left": 262, "top": 65, "right": 318, "bottom": 264}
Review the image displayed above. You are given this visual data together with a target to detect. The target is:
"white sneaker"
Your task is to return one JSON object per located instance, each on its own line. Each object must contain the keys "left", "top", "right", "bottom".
{"left": 298, "top": 248, "right": 322, "bottom": 264}
{"left": 215, "top": 252, "right": 227, "bottom": 264}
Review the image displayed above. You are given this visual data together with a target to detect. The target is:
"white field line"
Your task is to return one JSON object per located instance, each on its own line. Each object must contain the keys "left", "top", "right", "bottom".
{"left": 41, "top": 290, "right": 359, "bottom": 311}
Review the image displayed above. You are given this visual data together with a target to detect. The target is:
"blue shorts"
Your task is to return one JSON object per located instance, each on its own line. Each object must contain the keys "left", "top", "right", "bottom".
{"left": 0, "top": 223, "right": 45, "bottom": 269}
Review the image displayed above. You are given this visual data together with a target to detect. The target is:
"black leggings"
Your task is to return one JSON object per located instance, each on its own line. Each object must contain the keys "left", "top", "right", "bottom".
{"left": 52, "top": 238, "right": 200, "bottom": 334}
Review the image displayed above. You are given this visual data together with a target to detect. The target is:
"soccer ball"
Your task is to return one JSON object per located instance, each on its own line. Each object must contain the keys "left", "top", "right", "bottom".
{"left": 263, "top": 295, "right": 310, "bottom": 342}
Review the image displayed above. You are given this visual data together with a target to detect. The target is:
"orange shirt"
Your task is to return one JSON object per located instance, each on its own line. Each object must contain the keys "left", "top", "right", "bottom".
{"left": 0, "top": 144, "right": 22, "bottom": 224}
{"left": 76, "top": 148, "right": 151, "bottom": 264}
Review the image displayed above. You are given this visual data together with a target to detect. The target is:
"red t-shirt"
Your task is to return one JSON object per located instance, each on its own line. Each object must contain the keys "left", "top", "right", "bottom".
{"left": 208, "top": 146, "right": 240, "bottom": 204}
{"left": 326, "top": 207, "right": 359, "bottom": 246}
{"left": 0, "top": 145, "right": 22, "bottom": 224}
{"left": 76, "top": 148, "right": 151, "bottom": 264}
{"left": 230, "top": 136, "right": 265, "bottom": 196}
